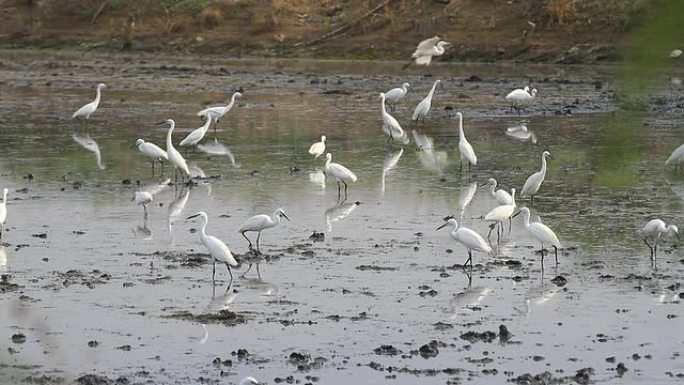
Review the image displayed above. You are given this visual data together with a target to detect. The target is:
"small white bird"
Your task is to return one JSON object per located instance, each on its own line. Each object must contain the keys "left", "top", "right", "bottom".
{"left": 187, "top": 211, "right": 238, "bottom": 285}
{"left": 180, "top": 116, "right": 213, "bottom": 148}
{"left": 238, "top": 208, "right": 290, "bottom": 251}
{"left": 456, "top": 112, "right": 477, "bottom": 171}
{"left": 197, "top": 91, "right": 242, "bottom": 132}
{"left": 665, "top": 143, "right": 684, "bottom": 171}
{"left": 640, "top": 219, "right": 679, "bottom": 258}
{"left": 480, "top": 178, "right": 514, "bottom": 205}
{"left": 379, "top": 92, "right": 407, "bottom": 143}
{"left": 135, "top": 138, "right": 168, "bottom": 171}
{"left": 160, "top": 119, "right": 189, "bottom": 183}
{"left": 383, "top": 82, "right": 410, "bottom": 110}
{"left": 412, "top": 79, "right": 441, "bottom": 123}
{"left": 0, "top": 188, "right": 8, "bottom": 239}
{"left": 513, "top": 207, "right": 562, "bottom": 267}
{"left": 437, "top": 217, "right": 492, "bottom": 270}
{"left": 521, "top": 150, "right": 553, "bottom": 202}
{"left": 324, "top": 153, "right": 358, "bottom": 199}
{"left": 485, "top": 187, "right": 516, "bottom": 240}
{"left": 505, "top": 86, "right": 537, "bottom": 114}
{"left": 239, "top": 377, "right": 261, "bottom": 385}
{"left": 72, "top": 83, "right": 107, "bottom": 121}
{"left": 308, "top": 135, "right": 327, "bottom": 161}
{"left": 408, "top": 36, "right": 451, "bottom": 67}
{"left": 132, "top": 190, "right": 153, "bottom": 218}
{"left": 670, "top": 49, "right": 682, "bottom": 58}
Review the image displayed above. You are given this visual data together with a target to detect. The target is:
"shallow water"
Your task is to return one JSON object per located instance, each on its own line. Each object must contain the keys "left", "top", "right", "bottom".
{"left": 0, "top": 50, "right": 683, "bottom": 384}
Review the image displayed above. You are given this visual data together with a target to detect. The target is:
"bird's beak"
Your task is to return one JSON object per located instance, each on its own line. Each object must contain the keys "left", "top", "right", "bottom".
{"left": 186, "top": 213, "right": 200, "bottom": 220}
{"left": 436, "top": 223, "right": 447, "bottom": 231}
{"left": 131, "top": 196, "right": 135, "bottom": 201}
{"left": 156, "top": 121, "right": 167, "bottom": 125}
{"left": 548, "top": 154, "right": 555, "bottom": 160}
{"left": 676, "top": 232, "right": 681, "bottom": 240}
{"left": 282, "top": 213, "right": 291, "bottom": 222}
{"left": 512, "top": 211, "right": 521, "bottom": 218}
{"left": 478, "top": 182, "right": 488, "bottom": 187}
{"left": 129, "top": 142, "right": 137, "bottom": 149}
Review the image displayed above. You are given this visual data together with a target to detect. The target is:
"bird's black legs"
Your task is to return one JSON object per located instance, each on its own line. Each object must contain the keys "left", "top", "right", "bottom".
{"left": 462, "top": 250, "right": 473, "bottom": 271}
{"left": 337, "top": 181, "right": 341, "bottom": 198}
{"left": 342, "top": 180, "right": 349, "bottom": 197}
{"left": 553, "top": 246, "right": 559, "bottom": 266}
{"left": 256, "top": 231, "right": 262, "bottom": 252}
{"left": 540, "top": 242, "right": 545, "bottom": 266}
{"left": 225, "top": 263, "right": 233, "bottom": 288}
{"left": 487, "top": 223, "right": 495, "bottom": 239}
{"left": 256, "top": 262, "right": 262, "bottom": 279}
{"left": 643, "top": 238, "right": 653, "bottom": 257}
{"left": 242, "top": 263, "right": 253, "bottom": 278}
{"left": 241, "top": 231, "right": 253, "bottom": 250}
{"left": 212, "top": 259, "right": 216, "bottom": 283}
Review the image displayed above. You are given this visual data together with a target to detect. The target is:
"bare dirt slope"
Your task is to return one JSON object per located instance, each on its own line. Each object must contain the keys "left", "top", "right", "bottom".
{"left": 0, "top": 0, "right": 648, "bottom": 62}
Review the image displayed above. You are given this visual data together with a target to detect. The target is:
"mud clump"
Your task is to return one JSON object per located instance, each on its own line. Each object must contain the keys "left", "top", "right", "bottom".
{"left": 0, "top": 274, "right": 21, "bottom": 293}
{"left": 75, "top": 374, "right": 130, "bottom": 385}
{"left": 374, "top": 345, "right": 401, "bottom": 356}
{"left": 309, "top": 231, "right": 325, "bottom": 242}
{"left": 499, "top": 325, "right": 512, "bottom": 342}
{"left": 56, "top": 270, "right": 111, "bottom": 289}
{"left": 460, "top": 330, "right": 497, "bottom": 343}
{"left": 418, "top": 340, "right": 444, "bottom": 359}
{"left": 287, "top": 351, "right": 328, "bottom": 371}
{"left": 551, "top": 275, "right": 568, "bottom": 286}
{"left": 164, "top": 310, "right": 247, "bottom": 326}
{"left": 11, "top": 333, "right": 26, "bottom": 343}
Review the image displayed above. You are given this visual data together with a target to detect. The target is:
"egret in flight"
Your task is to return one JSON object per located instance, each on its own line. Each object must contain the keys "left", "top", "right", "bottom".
{"left": 187, "top": 211, "right": 238, "bottom": 286}
{"left": 406, "top": 36, "right": 451, "bottom": 68}
{"left": 641, "top": 219, "right": 679, "bottom": 258}
{"left": 437, "top": 217, "right": 492, "bottom": 270}
{"left": 521, "top": 150, "right": 553, "bottom": 203}
{"left": 324, "top": 153, "right": 358, "bottom": 199}
{"left": 238, "top": 208, "right": 290, "bottom": 252}
{"left": 412, "top": 79, "right": 441, "bottom": 124}
{"left": 72, "top": 83, "right": 107, "bottom": 125}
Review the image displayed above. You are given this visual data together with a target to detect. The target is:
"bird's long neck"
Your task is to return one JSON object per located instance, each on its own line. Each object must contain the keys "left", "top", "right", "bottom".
{"left": 2, "top": 191, "right": 7, "bottom": 204}
{"left": 271, "top": 212, "right": 281, "bottom": 226}
{"left": 93, "top": 86, "right": 102, "bottom": 107}
{"left": 201, "top": 116, "right": 212, "bottom": 131}
{"left": 489, "top": 183, "right": 496, "bottom": 196}
{"left": 428, "top": 81, "right": 438, "bottom": 99}
{"left": 522, "top": 211, "right": 530, "bottom": 228}
{"left": 166, "top": 124, "right": 174, "bottom": 147}
{"left": 380, "top": 95, "right": 388, "bottom": 115}
{"left": 228, "top": 93, "right": 238, "bottom": 108}
{"left": 435, "top": 45, "right": 444, "bottom": 55}
{"left": 540, "top": 155, "right": 547, "bottom": 175}
{"left": 200, "top": 216, "right": 208, "bottom": 241}
{"left": 402, "top": 84, "right": 408, "bottom": 93}
{"left": 458, "top": 115, "right": 464, "bottom": 139}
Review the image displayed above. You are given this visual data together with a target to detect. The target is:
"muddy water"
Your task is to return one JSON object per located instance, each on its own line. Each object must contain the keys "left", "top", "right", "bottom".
{"left": 0, "top": 50, "right": 683, "bottom": 385}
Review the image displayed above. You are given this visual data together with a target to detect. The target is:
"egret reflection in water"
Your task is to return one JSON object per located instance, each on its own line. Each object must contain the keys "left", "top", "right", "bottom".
{"left": 197, "top": 138, "right": 240, "bottom": 168}
{"left": 456, "top": 182, "right": 477, "bottom": 220}
{"left": 168, "top": 189, "right": 190, "bottom": 244}
{"left": 0, "top": 246, "right": 6, "bottom": 272}
{"left": 325, "top": 201, "right": 361, "bottom": 232}
{"left": 242, "top": 277, "right": 282, "bottom": 302}
{"left": 506, "top": 123, "right": 537, "bottom": 143}
{"left": 448, "top": 286, "right": 493, "bottom": 318}
{"left": 516, "top": 281, "right": 560, "bottom": 317}
{"left": 309, "top": 170, "right": 326, "bottom": 189}
{"left": 206, "top": 288, "right": 238, "bottom": 313}
{"left": 381, "top": 148, "right": 404, "bottom": 193}
{"left": 412, "top": 130, "right": 447, "bottom": 174}
{"left": 72, "top": 134, "right": 106, "bottom": 170}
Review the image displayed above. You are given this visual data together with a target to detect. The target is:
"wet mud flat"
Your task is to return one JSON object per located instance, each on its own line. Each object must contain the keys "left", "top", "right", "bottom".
{"left": 0, "top": 49, "right": 683, "bottom": 385}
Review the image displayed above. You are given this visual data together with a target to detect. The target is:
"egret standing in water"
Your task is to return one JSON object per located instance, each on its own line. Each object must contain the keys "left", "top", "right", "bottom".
{"left": 72, "top": 83, "right": 107, "bottom": 125}
{"left": 505, "top": 86, "right": 537, "bottom": 114}
{"left": 159, "top": 119, "right": 189, "bottom": 183}
{"left": 132, "top": 190, "right": 153, "bottom": 219}
{"left": 513, "top": 207, "right": 562, "bottom": 268}
{"left": 437, "top": 217, "right": 492, "bottom": 270}
{"left": 406, "top": 36, "right": 451, "bottom": 67}
{"left": 135, "top": 139, "right": 168, "bottom": 172}
{"left": 308, "top": 135, "right": 326, "bottom": 162}
{"left": 485, "top": 188, "right": 516, "bottom": 240}
{"left": 180, "top": 116, "right": 212, "bottom": 150}
{"left": 665, "top": 143, "right": 684, "bottom": 171}
{"left": 521, "top": 150, "right": 553, "bottom": 203}
{"left": 412, "top": 79, "right": 441, "bottom": 124}
{"left": 379, "top": 93, "right": 407, "bottom": 143}
{"left": 187, "top": 211, "right": 238, "bottom": 286}
{"left": 324, "top": 153, "right": 358, "bottom": 199}
{"left": 0, "top": 188, "right": 8, "bottom": 240}
{"left": 641, "top": 219, "right": 679, "bottom": 258}
{"left": 238, "top": 208, "right": 290, "bottom": 251}
{"left": 456, "top": 112, "right": 477, "bottom": 171}
{"left": 480, "top": 178, "right": 514, "bottom": 205}
{"left": 197, "top": 91, "right": 242, "bottom": 133}
{"left": 383, "top": 82, "right": 410, "bottom": 111}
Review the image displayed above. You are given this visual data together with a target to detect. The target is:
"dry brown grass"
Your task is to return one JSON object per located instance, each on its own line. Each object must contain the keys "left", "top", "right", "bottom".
{"left": 544, "top": 0, "right": 580, "bottom": 26}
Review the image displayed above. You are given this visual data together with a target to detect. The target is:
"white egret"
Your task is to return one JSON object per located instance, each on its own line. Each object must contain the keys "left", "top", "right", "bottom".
{"left": 308, "top": 135, "right": 327, "bottom": 161}
{"left": 197, "top": 91, "right": 242, "bottom": 132}
{"left": 379, "top": 92, "right": 407, "bottom": 143}
{"left": 384, "top": 82, "right": 410, "bottom": 111}
{"left": 640, "top": 219, "right": 679, "bottom": 258}
{"left": 326, "top": 201, "right": 361, "bottom": 232}
{"left": 513, "top": 207, "right": 562, "bottom": 267}
{"left": 72, "top": 83, "right": 106, "bottom": 122}
{"left": 665, "top": 143, "right": 684, "bottom": 171}
{"left": 437, "top": 217, "right": 492, "bottom": 270}
{"left": 72, "top": 134, "right": 106, "bottom": 170}
{"left": 132, "top": 190, "right": 153, "bottom": 218}
{"left": 407, "top": 36, "right": 451, "bottom": 67}
{"left": 0, "top": 188, "right": 8, "bottom": 239}
{"left": 456, "top": 112, "right": 477, "bottom": 171}
{"left": 187, "top": 211, "right": 238, "bottom": 285}
{"left": 324, "top": 153, "right": 358, "bottom": 198}
{"left": 135, "top": 139, "right": 168, "bottom": 171}
{"left": 159, "top": 119, "right": 189, "bottom": 183}
{"left": 505, "top": 86, "right": 537, "bottom": 114}
{"left": 670, "top": 49, "right": 682, "bottom": 58}
{"left": 412, "top": 79, "right": 441, "bottom": 123}
{"left": 521, "top": 150, "right": 553, "bottom": 203}
{"left": 484, "top": 187, "right": 516, "bottom": 239}
{"left": 480, "top": 178, "right": 514, "bottom": 205}
{"left": 238, "top": 208, "right": 290, "bottom": 251}
{"left": 180, "top": 116, "right": 212, "bottom": 149}
{"left": 239, "top": 377, "right": 261, "bottom": 385}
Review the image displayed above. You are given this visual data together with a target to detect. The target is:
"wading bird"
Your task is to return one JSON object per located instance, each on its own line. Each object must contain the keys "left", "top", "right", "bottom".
{"left": 505, "top": 86, "right": 537, "bottom": 114}
{"left": 437, "top": 217, "right": 492, "bottom": 270}
{"left": 187, "top": 211, "right": 238, "bottom": 286}
{"left": 379, "top": 92, "right": 407, "bottom": 143}
{"left": 520, "top": 150, "right": 553, "bottom": 203}
{"left": 406, "top": 36, "right": 451, "bottom": 67}
{"left": 132, "top": 190, "right": 153, "bottom": 219}
{"left": 197, "top": 91, "right": 242, "bottom": 133}
{"left": 324, "top": 153, "right": 358, "bottom": 199}
{"left": 135, "top": 139, "right": 168, "bottom": 172}
{"left": 238, "top": 208, "right": 290, "bottom": 251}
{"left": 180, "top": 116, "right": 212, "bottom": 149}
{"left": 383, "top": 82, "right": 409, "bottom": 111}
{"left": 665, "top": 143, "right": 684, "bottom": 171}
{"left": 0, "top": 188, "right": 8, "bottom": 239}
{"left": 640, "top": 219, "right": 679, "bottom": 258}
{"left": 160, "top": 119, "right": 189, "bottom": 183}
{"left": 72, "top": 83, "right": 107, "bottom": 124}
{"left": 308, "top": 135, "right": 326, "bottom": 162}
{"left": 485, "top": 188, "right": 516, "bottom": 240}
{"left": 456, "top": 112, "right": 477, "bottom": 171}
{"left": 480, "top": 178, "right": 514, "bottom": 205}
{"left": 412, "top": 79, "right": 441, "bottom": 124}
{"left": 513, "top": 207, "right": 562, "bottom": 268}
